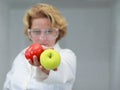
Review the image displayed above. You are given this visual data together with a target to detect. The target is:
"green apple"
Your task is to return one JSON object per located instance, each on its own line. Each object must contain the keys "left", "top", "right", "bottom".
{"left": 40, "top": 49, "right": 61, "bottom": 70}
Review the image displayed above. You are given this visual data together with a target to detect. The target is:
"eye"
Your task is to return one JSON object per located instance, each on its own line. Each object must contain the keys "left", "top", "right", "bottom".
{"left": 46, "top": 29, "right": 53, "bottom": 34}
{"left": 32, "top": 30, "right": 41, "bottom": 35}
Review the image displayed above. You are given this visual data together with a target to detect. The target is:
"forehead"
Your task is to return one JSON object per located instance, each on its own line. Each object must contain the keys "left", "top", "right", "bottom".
{"left": 31, "top": 18, "right": 51, "bottom": 29}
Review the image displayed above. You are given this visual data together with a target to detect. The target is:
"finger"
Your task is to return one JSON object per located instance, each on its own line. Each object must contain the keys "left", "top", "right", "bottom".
{"left": 28, "top": 60, "right": 34, "bottom": 65}
{"left": 39, "top": 65, "right": 45, "bottom": 71}
{"left": 39, "top": 65, "right": 50, "bottom": 75}
{"left": 33, "top": 55, "right": 40, "bottom": 66}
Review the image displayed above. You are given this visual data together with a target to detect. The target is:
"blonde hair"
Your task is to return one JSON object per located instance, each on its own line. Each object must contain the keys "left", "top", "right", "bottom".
{"left": 23, "top": 3, "right": 67, "bottom": 42}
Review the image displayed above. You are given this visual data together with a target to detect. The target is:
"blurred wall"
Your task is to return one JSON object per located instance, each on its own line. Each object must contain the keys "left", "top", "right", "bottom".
{"left": 0, "top": 1, "right": 9, "bottom": 90}
{"left": 1, "top": 1, "right": 120, "bottom": 90}
{"left": 9, "top": 8, "right": 111, "bottom": 90}
{"left": 109, "top": 0, "right": 120, "bottom": 90}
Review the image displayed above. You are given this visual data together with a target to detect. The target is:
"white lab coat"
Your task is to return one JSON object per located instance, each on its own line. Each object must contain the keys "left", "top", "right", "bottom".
{"left": 3, "top": 43, "right": 77, "bottom": 90}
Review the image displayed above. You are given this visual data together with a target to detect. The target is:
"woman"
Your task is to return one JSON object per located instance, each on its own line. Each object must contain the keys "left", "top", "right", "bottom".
{"left": 3, "top": 3, "right": 77, "bottom": 90}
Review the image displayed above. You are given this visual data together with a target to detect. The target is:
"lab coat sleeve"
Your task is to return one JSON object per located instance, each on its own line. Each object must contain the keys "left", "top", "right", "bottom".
{"left": 32, "top": 66, "right": 49, "bottom": 80}
{"left": 43, "top": 49, "right": 77, "bottom": 84}
{"left": 3, "top": 51, "right": 23, "bottom": 90}
{"left": 3, "top": 49, "right": 29, "bottom": 90}
{"left": 3, "top": 65, "right": 14, "bottom": 90}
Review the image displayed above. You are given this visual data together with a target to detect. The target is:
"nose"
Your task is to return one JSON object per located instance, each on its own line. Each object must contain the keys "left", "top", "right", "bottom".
{"left": 39, "top": 33, "right": 47, "bottom": 41}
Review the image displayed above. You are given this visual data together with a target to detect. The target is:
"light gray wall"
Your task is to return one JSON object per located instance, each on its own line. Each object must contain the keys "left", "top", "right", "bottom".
{"left": 1, "top": 1, "right": 120, "bottom": 90}
{"left": 8, "top": 7, "right": 111, "bottom": 90}
{"left": 109, "top": 0, "right": 120, "bottom": 90}
{"left": 0, "top": 1, "right": 10, "bottom": 90}
{"left": 62, "top": 8, "right": 111, "bottom": 90}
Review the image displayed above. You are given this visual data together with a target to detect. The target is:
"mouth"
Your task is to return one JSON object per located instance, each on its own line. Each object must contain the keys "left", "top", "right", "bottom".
{"left": 41, "top": 44, "right": 54, "bottom": 49}
{"left": 41, "top": 43, "right": 47, "bottom": 46}
{"left": 41, "top": 44, "right": 48, "bottom": 48}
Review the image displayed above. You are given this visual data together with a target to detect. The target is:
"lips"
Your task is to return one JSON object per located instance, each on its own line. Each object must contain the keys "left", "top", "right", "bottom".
{"left": 41, "top": 44, "right": 48, "bottom": 49}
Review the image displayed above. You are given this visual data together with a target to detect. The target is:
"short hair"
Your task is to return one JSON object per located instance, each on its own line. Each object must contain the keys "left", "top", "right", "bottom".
{"left": 23, "top": 3, "right": 67, "bottom": 42}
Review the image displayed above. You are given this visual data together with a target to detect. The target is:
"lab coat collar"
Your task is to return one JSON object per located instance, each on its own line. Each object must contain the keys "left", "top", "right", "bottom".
{"left": 54, "top": 42, "right": 61, "bottom": 52}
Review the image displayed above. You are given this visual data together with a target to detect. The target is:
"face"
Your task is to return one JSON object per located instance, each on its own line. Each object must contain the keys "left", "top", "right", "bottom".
{"left": 30, "top": 18, "right": 58, "bottom": 48}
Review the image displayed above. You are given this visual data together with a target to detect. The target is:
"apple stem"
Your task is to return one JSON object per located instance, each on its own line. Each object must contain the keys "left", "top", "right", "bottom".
{"left": 49, "top": 53, "right": 52, "bottom": 58}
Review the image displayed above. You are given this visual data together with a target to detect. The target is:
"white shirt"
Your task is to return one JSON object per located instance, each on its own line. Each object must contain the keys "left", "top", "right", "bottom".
{"left": 3, "top": 43, "right": 77, "bottom": 90}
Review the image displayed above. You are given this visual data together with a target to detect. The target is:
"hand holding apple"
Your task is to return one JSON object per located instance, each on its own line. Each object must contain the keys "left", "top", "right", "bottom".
{"left": 25, "top": 43, "right": 44, "bottom": 62}
{"left": 40, "top": 49, "right": 61, "bottom": 70}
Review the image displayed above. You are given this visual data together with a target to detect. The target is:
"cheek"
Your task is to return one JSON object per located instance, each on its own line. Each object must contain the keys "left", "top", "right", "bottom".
{"left": 48, "top": 40, "right": 56, "bottom": 46}
{"left": 31, "top": 38, "right": 39, "bottom": 43}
